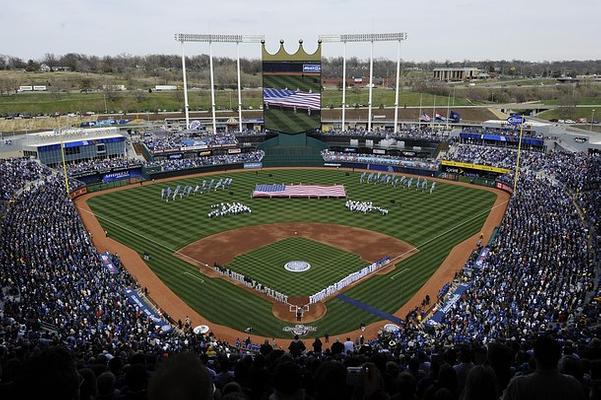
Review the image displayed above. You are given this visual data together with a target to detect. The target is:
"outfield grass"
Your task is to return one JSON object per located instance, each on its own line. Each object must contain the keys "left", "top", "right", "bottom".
{"left": 87, "top": 169, "right": 497, "bottom": 337}
{"left": 263, "top": 75, "right": 321, "bottom": 93}
{"left": 228, "top": 237, "right": 366, "bottom": 296}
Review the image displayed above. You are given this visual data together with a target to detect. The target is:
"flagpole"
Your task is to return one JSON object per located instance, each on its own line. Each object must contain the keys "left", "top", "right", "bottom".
{"left": 418, "top": 93, "right": 422, "bottom": 126}
{"left": 431, "top": 95, "right": 436, "bottom": 129}
{"left": 446, "top": 91, "right": 451, "bottom": 130}
{"left": 513, "top": 119, "right": 525, "bottom": 193}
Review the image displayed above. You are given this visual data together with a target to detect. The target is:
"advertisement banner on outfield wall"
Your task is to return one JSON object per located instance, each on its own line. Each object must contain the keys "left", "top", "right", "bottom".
{"left": 101, "top": 168, "right": 143, "bottom": 183}
{"left": 441, "top": 160, "right": 510, "bottom": 175}
{"left": 69, "top": 187, "right": 88, "bottom": 199}
{"left": 244, "top": 162, "right": 263, "bottom": 169}
{"left": 495, "top": 181, "right": 514, "bottom": 194}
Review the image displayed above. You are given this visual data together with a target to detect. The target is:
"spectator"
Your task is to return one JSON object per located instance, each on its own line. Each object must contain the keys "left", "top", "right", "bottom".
{"left": 503, "top": 336, "right": 586, "bottom": 400}
{"left": 148, "top": 352, "right": 213, "bottom": 400}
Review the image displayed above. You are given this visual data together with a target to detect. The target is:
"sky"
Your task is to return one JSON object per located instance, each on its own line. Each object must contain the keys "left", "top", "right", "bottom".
{"left": 1, "top": 0, "right": 600, "bottom": 62}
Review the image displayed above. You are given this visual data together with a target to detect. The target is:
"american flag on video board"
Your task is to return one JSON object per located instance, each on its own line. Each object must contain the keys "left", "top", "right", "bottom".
{"left": 263, "top": 88, "right": 321, "bottom": 111}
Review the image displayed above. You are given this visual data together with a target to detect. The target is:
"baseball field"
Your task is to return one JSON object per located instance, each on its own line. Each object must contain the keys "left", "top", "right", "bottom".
{"left": 84, "top": 168, "right": 501, "bottom": 338}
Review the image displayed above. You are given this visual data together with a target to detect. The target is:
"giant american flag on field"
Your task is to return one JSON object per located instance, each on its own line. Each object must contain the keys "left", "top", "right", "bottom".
{"left": 252, "top": 184, "right": 346, "bottom": 198}
{"left": 263, "top": 88, "right": 321, "bottom": 111}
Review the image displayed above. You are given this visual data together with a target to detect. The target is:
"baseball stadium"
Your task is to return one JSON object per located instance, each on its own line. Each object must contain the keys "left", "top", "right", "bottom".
{"left": 1, "top": 27, "right": 601, "bottom": 400}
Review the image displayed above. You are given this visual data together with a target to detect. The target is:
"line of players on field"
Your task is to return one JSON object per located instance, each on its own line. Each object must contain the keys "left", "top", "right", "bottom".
{"left": 360, "top": 172, "right": 437, "bottom": 194}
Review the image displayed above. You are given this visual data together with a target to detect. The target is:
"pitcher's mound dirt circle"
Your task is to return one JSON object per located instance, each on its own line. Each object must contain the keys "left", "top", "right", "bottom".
{"left": 178, "top": 222, "right": 415, "bottom": 266}
{"left": 272, "top": 296, "right": 327, "bottom": 323}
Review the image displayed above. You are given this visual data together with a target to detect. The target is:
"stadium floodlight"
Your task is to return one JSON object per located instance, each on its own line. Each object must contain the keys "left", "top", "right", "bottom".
{"left": 175, "top": 33, "right": 265, "bottom": 132}
{"left": 319, "top": 33, "right": 408, "bottom": 132}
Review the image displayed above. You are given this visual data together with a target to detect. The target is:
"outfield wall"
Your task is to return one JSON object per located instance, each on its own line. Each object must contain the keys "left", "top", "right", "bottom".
{"left": 145, "top": 163, "right": 245, "bottom": 181}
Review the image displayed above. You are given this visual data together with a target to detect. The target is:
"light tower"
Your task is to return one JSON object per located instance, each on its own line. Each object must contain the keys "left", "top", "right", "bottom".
{"left": 319, "top": 33, "right": 408, "bottom": 132}
{"left": 174, "top": 34, "right": 264, "bottom": 132}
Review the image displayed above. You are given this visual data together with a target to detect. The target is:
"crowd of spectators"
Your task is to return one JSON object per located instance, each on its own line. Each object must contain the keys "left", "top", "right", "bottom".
{"left": 320, "top": 126, "right": 452, "bottom": 141}
{"left": 142, "top": 130, "right": 238, "bottom": 153}
{"left": 322, "top": 149, "right": 439, "bottom": 170}
{"left": 0, "top": 158, "right": 48, "bottom": 202}
{"left": 65, "top": 157, "right": 145, "bottom": 177}
{"left": 146, "top": 151, "right": 264, "bottom": 172}
{"left": 233, "top": 129, "right": 266, "bottom": 137}
{"left": 460, "top": 126, "right": 544, "bottom": 139}
{"left": 446, "top": 144, "right": 547, "bottom": 170}
{"left": 0, "top": 161, "right": 248, "bottom": 398}
{"left": 0, "top": 145, "right": 599, "bottom": 399}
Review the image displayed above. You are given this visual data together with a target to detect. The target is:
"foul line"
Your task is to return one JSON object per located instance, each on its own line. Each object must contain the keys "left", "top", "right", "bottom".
{"left": 389, "top": 198, "right": 509, "bottom": 280}
{"left": 183, "top": 271, "right": 205, "bottom": 284}
{"left": 78, "top": 205, "right": 211, "bottom": 268}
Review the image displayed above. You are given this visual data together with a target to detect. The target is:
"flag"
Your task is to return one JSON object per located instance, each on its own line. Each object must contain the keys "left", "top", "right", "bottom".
{"left": 263, "top": 88, "right": 320, "bottom": 111}
{"left": 450, "top": 110, "right": 461, "bottom": 123}
{"left": 252, "top": 184, "right": 346, "bottom": 198}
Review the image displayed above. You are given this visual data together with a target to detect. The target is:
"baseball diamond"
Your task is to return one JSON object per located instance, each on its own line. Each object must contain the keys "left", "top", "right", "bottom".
{"left": 83, "top": 168, "right": 501, "bottom": 338}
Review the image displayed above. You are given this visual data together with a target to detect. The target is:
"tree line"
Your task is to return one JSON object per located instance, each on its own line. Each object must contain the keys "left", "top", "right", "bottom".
{"left": 2, "top": 53, "right": 601, "bottom": 79}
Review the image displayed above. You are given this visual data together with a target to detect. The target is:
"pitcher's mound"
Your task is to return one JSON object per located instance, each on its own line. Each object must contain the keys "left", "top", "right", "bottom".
{"left": 272, "top": 296, "right": 327, "bottom": 323}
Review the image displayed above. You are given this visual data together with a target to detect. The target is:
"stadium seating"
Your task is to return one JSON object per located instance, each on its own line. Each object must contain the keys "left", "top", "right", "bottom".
{"left": 0, "top": 143, "right": 599, "bottom": 399}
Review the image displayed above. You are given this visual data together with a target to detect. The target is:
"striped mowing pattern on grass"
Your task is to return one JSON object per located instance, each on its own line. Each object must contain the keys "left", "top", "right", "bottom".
{"left": 263, "top": 75, "right": 321, "bottom": 93}
{"left": 264, "top": 108, "right": 321, "bottom": 134}
{"left": 87, "top": 169, "right": 496, "bottom": 337}
{"left": 227, "top": 237, "right": 366, "bottom": 296}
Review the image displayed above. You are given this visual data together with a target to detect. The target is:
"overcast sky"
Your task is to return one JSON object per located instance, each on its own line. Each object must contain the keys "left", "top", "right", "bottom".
{"left": 1, "top": 0, "right": 600, "bottom": 62}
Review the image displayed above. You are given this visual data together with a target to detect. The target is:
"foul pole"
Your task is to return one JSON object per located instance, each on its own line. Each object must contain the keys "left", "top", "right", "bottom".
{"left": 60, "top": 141, "right": 70, "bottom": 195}
{"left": 513, "top": 121, "right": 525, "bottom": 193}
